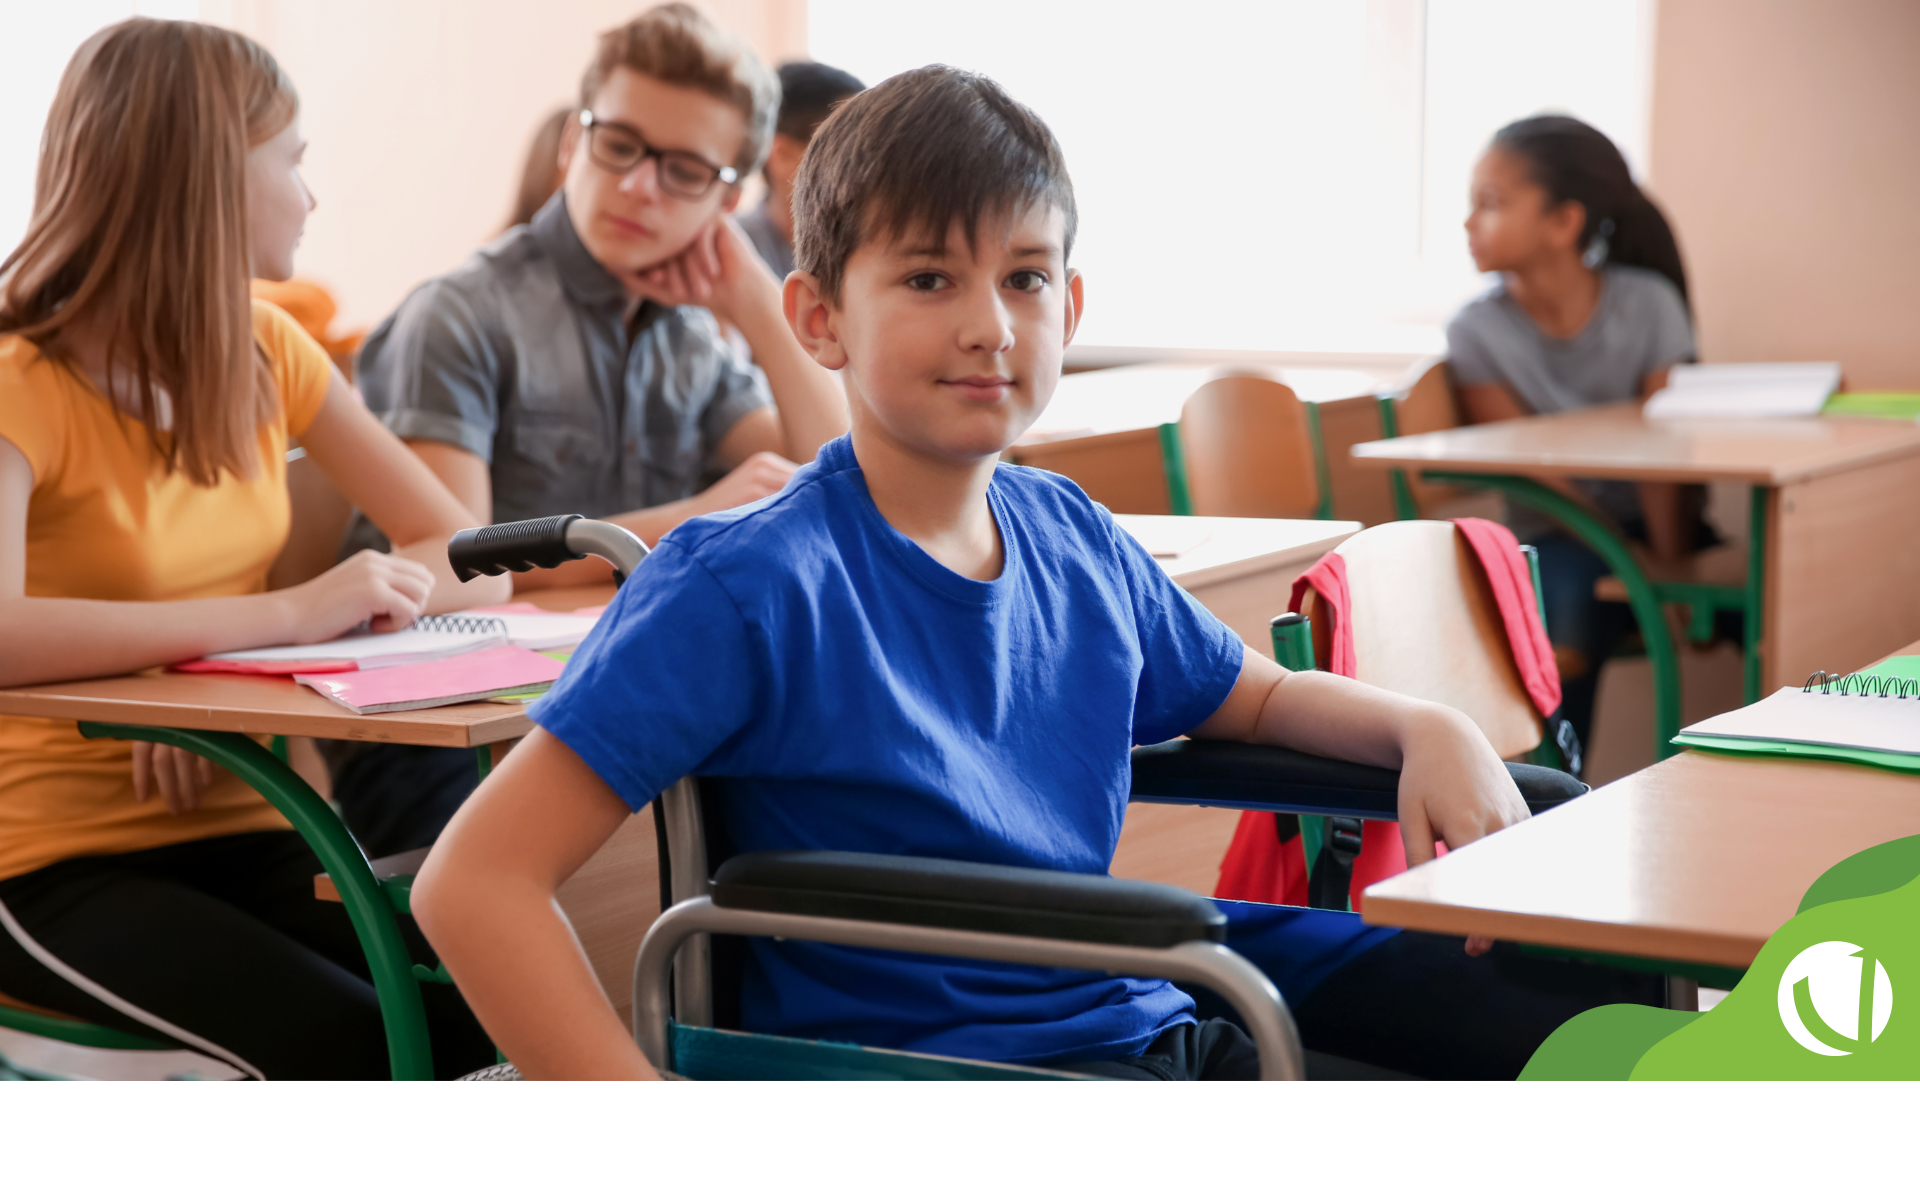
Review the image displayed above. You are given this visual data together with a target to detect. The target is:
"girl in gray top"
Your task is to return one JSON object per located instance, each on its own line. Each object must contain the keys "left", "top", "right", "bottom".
{"left": 1444, "top": 115, "right": 1701, "bottom": 756}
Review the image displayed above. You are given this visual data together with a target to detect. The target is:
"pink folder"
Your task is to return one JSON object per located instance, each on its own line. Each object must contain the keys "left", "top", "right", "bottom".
{"left": 295, "top": 645, "right": 567, "bottom": 714}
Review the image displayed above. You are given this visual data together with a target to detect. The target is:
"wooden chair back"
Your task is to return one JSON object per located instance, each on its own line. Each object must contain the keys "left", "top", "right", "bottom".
{"left": 1177, "top": 376, "right": 1323, "bottom": 518}
{"left": 1297, "top": 520, "right": 1543, "bottom": 758}
{"left": 1386, "top": 360, "right": 1466, "bottom": 514}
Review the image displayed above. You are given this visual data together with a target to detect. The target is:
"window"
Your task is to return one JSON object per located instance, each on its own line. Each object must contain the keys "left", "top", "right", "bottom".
{"left": 0, "top": 2, "right": 198, "bottom": 261}
{"left": 809, "top": 0, "right": 1653, "bottom": 357}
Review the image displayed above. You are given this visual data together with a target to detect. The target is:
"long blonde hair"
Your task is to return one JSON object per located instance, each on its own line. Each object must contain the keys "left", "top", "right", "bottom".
{"left": 0, "top": 19, "right": 298, "bottom": 486}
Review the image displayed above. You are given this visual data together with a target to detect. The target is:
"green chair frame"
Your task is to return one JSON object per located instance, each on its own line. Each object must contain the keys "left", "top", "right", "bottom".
{"left": 1376, "top": 393, "right": 1768, "bottom": 759}
{"left": 1273, "top": 539, "right": 1571, "bottom": 909}
{"left": 1157, "top": 405, "right": 1335, "bottom": 520}
{"left": 1274, "top": 603, "right": 1741, "bottom": 1000}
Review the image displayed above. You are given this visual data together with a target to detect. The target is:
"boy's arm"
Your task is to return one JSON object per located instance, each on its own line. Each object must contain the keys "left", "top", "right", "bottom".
{"left": 630, "top": 215, "right": 849, "bottom": 466}
{"left": 411, "top": 728, "right": 659, "bottom": 1080}
{"left": 1189, "top": 646, "right": 1530, "bottom": 866}
{"left": 406, "top": 438, "right": 795, "bottom": 591}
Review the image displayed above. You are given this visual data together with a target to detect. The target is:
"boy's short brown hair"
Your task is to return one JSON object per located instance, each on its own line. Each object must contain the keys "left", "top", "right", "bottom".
{"left": 792, "top": 66, "right": 1077, "bottom": 303}
{"left": 579, "top": 3, "right": 779, "bottom": 176}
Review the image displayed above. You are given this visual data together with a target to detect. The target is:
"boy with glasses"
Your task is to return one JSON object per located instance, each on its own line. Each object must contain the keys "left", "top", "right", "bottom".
{"left": 330, "top": 4, "right": 847, "bottom": 858}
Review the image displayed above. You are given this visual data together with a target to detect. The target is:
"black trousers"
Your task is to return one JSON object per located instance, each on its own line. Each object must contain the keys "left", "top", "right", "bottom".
{"left": 0, "top": 831, "right": 494, "bottom": 1080}
{"left": 1064, "top": 1018, "right": 1264, "bottom": 1080}
{"left": 327, "top": 743, "right": 479, "bottom": 859}
{"left": 1191, "top": 929, "right": 1667, "bottom": 1080}
{"left": 1062, "top": 928, "right": 1667, "bottom": 1080}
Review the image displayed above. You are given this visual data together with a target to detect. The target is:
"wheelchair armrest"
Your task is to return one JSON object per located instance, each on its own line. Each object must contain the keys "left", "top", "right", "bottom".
{"left": 711, "top": 850, "right": 1225, "bottom": 948}
{"left": 1128, "top": 739, "right": 1587, "bottom": 819}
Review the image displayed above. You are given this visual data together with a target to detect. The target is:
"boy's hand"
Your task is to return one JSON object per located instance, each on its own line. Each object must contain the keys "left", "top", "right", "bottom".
{"left": 627, "top": 215, "right": 774, "bottom": 330}
{"left": 1394, "top": 705, "right": 1530, "bottom": 864}
{"left": 1393, "top": 706, "right": 1530, "bottom": 956}
{"left": 696, "top": 451, "right": 796, "bottom": 513}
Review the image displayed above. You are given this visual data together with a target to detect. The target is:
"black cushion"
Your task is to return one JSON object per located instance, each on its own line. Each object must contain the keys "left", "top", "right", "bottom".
{"left": 1129, "top": 739, "right": 1586, "bottom": 818}
{"left": 711, "top": 850, "right": 1225, "bottom": 948}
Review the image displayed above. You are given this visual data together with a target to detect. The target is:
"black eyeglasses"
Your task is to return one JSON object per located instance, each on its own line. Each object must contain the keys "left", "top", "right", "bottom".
{"left": 578, "top": 111, "right": 738, "bottom": 199}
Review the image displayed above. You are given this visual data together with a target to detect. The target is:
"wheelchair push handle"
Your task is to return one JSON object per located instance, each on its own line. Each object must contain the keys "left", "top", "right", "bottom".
{"left": 447, "top": 515, "right": 649, "bottom": 585}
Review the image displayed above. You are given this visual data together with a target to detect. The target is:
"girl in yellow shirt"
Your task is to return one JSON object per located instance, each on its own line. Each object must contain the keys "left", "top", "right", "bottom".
{"left": 0, "top": 19, "right": 510, "bottom": 1078}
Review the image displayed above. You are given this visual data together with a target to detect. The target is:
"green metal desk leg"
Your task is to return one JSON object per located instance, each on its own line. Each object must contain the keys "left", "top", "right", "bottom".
{"left": 1303, "top": 402, "right": 1335, "bottom": 521}
{"left": 77, "top": 723, "right": 435, "bottom": 1080}
{"left": 1744, "top": 486, "right": 1768, "bottom": 704}
{"left": 1419, "top": 473, "right": 1684, "bottom": 759}
{"left": 1157, "top": 423, "right": 1194, "bottom": 516}
{"left": 1375, "top": 394, "right": 1420, "bottom": 522}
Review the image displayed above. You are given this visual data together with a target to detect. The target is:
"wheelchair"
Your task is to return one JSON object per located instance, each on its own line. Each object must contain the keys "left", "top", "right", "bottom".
{"left": 448, "top": 515, "right": 1588, "bottom": 1081}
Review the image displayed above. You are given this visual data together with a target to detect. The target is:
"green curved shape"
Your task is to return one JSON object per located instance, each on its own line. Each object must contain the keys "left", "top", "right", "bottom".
{"left": 1797, "top": 835, "right": 1920, "bottom": 914}
{"left": 1519, "top": 1004, "right": 1701, "bottom": 1080}
{"left": 1420, "top": 472, "right": 1682, "bottom": 756}
{"left": 77, "top": 722, "right": 434, "bottom": 1080}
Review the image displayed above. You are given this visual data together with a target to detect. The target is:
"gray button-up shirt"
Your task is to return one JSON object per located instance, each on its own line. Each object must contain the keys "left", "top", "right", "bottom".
{"left": 345, "top": 192, "right": 771, "bottom": 552}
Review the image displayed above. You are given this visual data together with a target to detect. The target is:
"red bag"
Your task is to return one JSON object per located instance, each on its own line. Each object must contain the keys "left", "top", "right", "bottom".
{"left": 1212, "top": 519, "right": 1558, "bottom": 910}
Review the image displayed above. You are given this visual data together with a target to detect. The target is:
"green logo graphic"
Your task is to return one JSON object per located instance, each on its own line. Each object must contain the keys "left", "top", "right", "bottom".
{"left": 1777, "top": 941, "right": 1891, "bottom": 1056}
{"left": 1522, "top": 835, "right": 1920, "bottom": 1079}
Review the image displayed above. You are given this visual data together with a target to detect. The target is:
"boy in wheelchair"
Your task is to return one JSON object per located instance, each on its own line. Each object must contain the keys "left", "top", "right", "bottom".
{"left": 413, "top": 66, "right": 1660, "bottom": 1080}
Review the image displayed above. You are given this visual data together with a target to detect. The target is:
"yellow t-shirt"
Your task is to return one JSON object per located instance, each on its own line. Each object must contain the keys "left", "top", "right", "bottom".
{"left": 0, "top": 301, "right": 332, "bottom": 880}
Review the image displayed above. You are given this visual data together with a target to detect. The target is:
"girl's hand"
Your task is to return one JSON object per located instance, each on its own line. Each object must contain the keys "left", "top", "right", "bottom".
{"left": 132, "top": 742, "right": 216, "bottom": 816}
{"left": 1393, "top": 706, "right": 1531, "bottom": 957}
{"left": 281, "top": 549, "right": 435, "bottom": 642}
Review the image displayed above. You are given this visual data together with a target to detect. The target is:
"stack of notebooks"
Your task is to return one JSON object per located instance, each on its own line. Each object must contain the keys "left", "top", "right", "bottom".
{"left": 1643, "top": 362, "right": 1842, "bottom": 420}
{"left": 1673, "top": 656, "right": 1920, "bottom": 773}
{"left": 172, "top": 604, "right": 600, "bottom": 714}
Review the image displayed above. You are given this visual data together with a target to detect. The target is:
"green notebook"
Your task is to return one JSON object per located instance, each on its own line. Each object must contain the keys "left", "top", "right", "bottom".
{"left": 1822, "top": 392, "right": 1920, "bottom": 421}
{"left": 1672, "top": 656, "right": 1920, "bottom": 772}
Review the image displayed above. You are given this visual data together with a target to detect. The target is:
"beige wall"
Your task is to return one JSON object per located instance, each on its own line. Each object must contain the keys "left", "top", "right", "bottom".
{"left": 204, "top": 0, "right": 807, "bottom": 332}
{"left": 1648, "top": 0, "right": 1920, "bottom": 389}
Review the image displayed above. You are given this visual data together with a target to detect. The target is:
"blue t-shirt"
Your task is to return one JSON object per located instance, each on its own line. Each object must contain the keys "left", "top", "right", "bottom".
{"left": 532, "top": 435, "right": 1359, "bottom": 1064}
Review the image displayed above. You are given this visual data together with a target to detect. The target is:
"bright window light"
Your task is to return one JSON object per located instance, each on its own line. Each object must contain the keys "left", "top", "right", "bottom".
{"left": 809, "top": 0, "right": 1651, "bottom": 357}
{"left": 0, "top": 2, "right": 199, "bottom": 262}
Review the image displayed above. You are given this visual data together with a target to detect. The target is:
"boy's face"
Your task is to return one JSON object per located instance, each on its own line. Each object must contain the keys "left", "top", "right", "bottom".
{"left": 791, "top": 203, "right": 1082, "bottom": 465}
{"left": 561, "top": 66, "right": 745, "bottom": 281}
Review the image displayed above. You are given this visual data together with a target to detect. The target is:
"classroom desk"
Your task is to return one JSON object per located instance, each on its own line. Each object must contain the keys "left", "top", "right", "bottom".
{"left": 0, "top": 585, "right": 609, "bottom": 1080}
{"left": 1361, "top": 638, "right": 1920, "bottom": 982}
{"left": 0, "top": 508, "right": 1349, "bottom": 1071}
{"left": 1010, "top": 363, "right": 1399, "bottom": 519}
{"left": 1351, "top": 403, "right": 1920, "bottom": 754}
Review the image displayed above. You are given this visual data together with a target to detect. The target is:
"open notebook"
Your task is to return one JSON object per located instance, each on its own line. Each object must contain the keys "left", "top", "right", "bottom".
{"left": 1673, "top": 656, "right": 1920, "bottom": 772}
{"left": 175, "top": 606, "right": 600, "bottom": 674}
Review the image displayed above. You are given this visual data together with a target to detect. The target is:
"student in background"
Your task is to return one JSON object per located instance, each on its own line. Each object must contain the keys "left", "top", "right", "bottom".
{"left": 503, "top": 106, "right": 572, "bottom": 231}
{"left": 1446, "top": 115, "right": 1699, "bottom": 754}
{"left": 330, "top": 4, "right": 848, "bottom": 860}
{"left": 736, "top": 61, "right": 865, "bottom": 280}
{"left": 0, "top": 19, "right": 504, "bottom": 1078}
{"left": 414, "top": 68, "right": 1662, "bottom": 1082}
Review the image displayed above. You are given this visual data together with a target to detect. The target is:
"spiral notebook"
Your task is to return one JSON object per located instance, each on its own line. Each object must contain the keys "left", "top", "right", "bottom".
{"left": 1672, "top": 656, "right": 1920, "bottom": 772}
{"left": 176, "top": 614, "right": 509, "bottom": 675}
